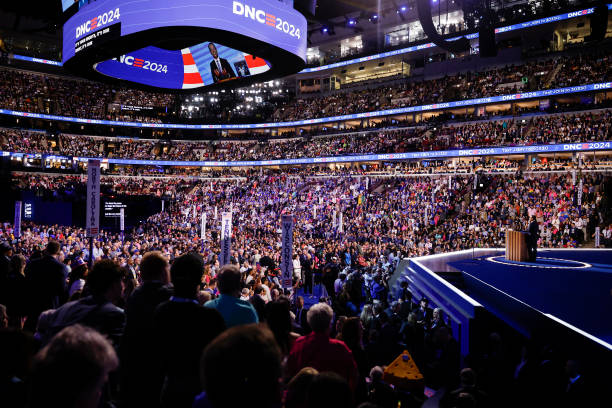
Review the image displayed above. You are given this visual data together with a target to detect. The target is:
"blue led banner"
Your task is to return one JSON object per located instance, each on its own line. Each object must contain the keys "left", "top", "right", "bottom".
{"left": 3, "top": 141, "right": 611, "bottom": 167}
{"left": 10, "top": 54, "right": 63, "bottom": 66}
{"left": 1, "top": 82, "right": 610, "bottom": 129}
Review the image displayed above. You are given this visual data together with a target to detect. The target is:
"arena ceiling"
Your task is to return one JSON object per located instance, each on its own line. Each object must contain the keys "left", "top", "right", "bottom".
{"left": 0, "top": 0, "right": 399, "bottom": 45}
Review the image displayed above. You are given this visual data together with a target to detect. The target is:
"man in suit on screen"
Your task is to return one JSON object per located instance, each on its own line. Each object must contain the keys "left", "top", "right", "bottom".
{"left": 208, "top": 43, "right": 236, "bottom": 83}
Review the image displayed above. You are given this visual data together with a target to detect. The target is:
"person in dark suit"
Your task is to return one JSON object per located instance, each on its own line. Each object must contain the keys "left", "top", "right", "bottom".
{"left": 154, "top": 252, "right": 226, "bottom": 408}
{"left": 37, "top": 259, "right": 126, "bottom": 347}
{"left": 527, "top": 216, "right": 540, "bottom": 262}
{"left": 564, "top": 359, "right": 587, "bottom": 407}
{"left": 414, "top": 297, "right": 431, "bottom": 328}
{"left": 0, "top": 241, "right": 13, "bottom": 308}
{"left": 24, "top": 241, "right": 67, "bottom": 331}
{"left": 208, "top": 43, "right": 236, "bottom": 83}
{"left": 301, "top": 252, "right": 313, "bottom": 294}
{"left": 250, "top": 285, "right": 267, "bottom": 322}
{"left": 5, "top": 254, "right": 28, "bottom": 328}
{"left": 440, "top": 368, "right": 489, "bottom": 408}
{"left": 0, "top": 241, "right": 12, "bottom": 278}
{"left": 398, "top": 281, "right": 413, "bottom": 319}
{"left": 292, "top": 295, "right": 309, "bottom": 333}
{"left": 120, "top": 251, "right": 172, "bottom": 408}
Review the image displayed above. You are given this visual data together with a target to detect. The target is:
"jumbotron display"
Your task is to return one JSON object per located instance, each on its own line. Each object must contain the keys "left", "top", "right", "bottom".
{"left": 62, "top": 0, "right": 307, "bottom": 91}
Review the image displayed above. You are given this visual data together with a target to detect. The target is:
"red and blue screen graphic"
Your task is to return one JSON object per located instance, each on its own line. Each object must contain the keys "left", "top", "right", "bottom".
{"left": 94, "top": 42, "right": 270, "bottom": 90}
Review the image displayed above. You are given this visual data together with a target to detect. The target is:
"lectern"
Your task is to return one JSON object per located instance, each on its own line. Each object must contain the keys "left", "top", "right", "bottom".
{"left": 506, "top": 230, "right": 528, "bottom": 261}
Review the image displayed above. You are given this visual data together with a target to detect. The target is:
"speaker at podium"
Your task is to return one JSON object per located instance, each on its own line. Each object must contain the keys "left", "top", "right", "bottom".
{"left": 506, "top": 229, "right": 528, "bottom": 261}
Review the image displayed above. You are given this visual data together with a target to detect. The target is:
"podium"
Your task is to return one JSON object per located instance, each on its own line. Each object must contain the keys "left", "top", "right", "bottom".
{"left": 506, "top": 230, "right": 528, "bottom": 261}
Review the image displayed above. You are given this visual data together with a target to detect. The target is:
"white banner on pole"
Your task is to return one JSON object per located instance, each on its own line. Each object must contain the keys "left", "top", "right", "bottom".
{"left": 572, "top": 170, "right": 576, "bottom": 185}
{"left": 280, "top": 214, "right": 294, "bottom": 288}
{"left": 577, "top": 178, "right": 583, "bottom": 206}
{"left": 14, "top": 201, "right": 22, "bottom": 239}
{"left": 449, "top": 176, "right": 452, "bottom": 189}
{"left": 219, "top": 212, "right": 232, "bottom": 266}
{"left": 332, "top": 210, "right": 337, "bottom": 229}
{"left": 201, "top": 212, "right": 207, "bottom": 240}
{"left": 86, "top": 160, "right": 101, "bottom": 237}
{"left": 161, "top": 200, "right": 165, "bottom": 212}
{"left": 313, "top": 205, "right": 317, "bottom": 219}
{"left": 338, "top": 212, "right": 343, "bottom": 233}
{"left": 595, "top": 226, "right": 600, "bottom": 248}
{"left": 214, "top": 206, "right": 218, "bottom": 220}
{"left": 119, "top": 208, "right": 125, "bottom": 232}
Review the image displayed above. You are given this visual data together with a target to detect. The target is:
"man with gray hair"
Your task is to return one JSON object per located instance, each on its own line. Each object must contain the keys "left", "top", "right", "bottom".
{"left": 286, "top": 302, "right": 357, "bottom": 390}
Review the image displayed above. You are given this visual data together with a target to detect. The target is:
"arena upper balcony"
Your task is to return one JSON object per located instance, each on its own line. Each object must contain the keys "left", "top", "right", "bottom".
{"left": 0, "top": 49, "right": 611, "bottom": 141}
{"left": 2, "top": 109, "right": 611, "bottom": 171}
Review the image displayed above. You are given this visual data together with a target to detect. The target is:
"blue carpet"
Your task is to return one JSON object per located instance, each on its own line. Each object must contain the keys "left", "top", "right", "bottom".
{"left": 295, "top": 284, "right": 329, "bottom": 308}
{"left": 449, "top": 250, "right": 612, "bottom": 344}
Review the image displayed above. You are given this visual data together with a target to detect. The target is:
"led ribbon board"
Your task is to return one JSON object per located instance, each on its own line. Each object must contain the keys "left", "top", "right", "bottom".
{"left": 3, "top": 140, "right": 611, "bottom": 167}
{"left": 2, "top": 82, "right": 611, "bottom": 128}
{"left": 62, "top": 0, "right": 307, "bottom": 91}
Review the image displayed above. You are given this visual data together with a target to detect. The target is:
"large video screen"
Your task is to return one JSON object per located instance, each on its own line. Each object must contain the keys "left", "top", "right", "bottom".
{"left": 62, "top": 0, "right": 307, "bottom": 91}
{"left": 62, "top": 0, "right": 73, "bottom": 12}
{"left": 61, "top": 0, "right": 89, "bottom": 13}
{"left": 94, "top": 42, "right": 270, "bottom": 89}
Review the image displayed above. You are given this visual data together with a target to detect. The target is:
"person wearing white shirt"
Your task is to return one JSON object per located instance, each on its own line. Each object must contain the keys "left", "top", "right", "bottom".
{"left": 292, "top": 254, "right": 301, "bottom": 281}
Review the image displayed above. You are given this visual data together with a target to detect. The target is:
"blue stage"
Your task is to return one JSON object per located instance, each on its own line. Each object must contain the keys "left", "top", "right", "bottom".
{"left": 294, "top": 284, "right": 329, "bottom": 308}
{"left": 448, "top": 249, "right": 612, "bottom": 346}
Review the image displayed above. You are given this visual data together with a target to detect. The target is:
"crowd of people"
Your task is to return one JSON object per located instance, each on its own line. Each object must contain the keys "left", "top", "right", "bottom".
{"left": 0, "top": 166, "right": 608, "bottom": 407}
{"left": 0, "top": 49, "right": 609, "bottom": 126}
{"left": 1, "top": 109, "right": 610, "bottom": 164}
{"left": 271, "top": 53, "right": 610, "bottom": 122}
{"left": 0, "top": 67, "right": 174, "bottom": 122}
{"left": 4, "top": 169, "right": 609, "bottom": 280}
{"left": 0, "top": 26, "right": 610, "bottom": 408}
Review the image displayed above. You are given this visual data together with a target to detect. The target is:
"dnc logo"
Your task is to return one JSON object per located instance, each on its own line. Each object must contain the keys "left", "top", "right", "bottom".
{"left": 75, "top": 8, "right": 120, "bottom": 39}
{"left": 233, "top": 1, "right": 302, "bottom": 39}
{"left": 112, "top": 55, "right": 168, "bottom": 74}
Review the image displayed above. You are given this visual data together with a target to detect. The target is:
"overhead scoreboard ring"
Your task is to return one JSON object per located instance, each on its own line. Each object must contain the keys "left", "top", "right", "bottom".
{"left": 62, "top": 0, "right": 307, "bottom": 93}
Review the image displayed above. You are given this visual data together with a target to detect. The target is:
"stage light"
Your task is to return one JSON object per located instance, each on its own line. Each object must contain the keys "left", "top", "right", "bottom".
{"left": 397, "top": 6, "right": 408, "bottom": 21}
{"left": 347, "top": 18, "right": 357, "bottom": 26}
{"left": 369, "top": 14, "right": 379, "bottom": 23}
{"left": 321, "top": 26, "right": 328, "bottom": 33}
